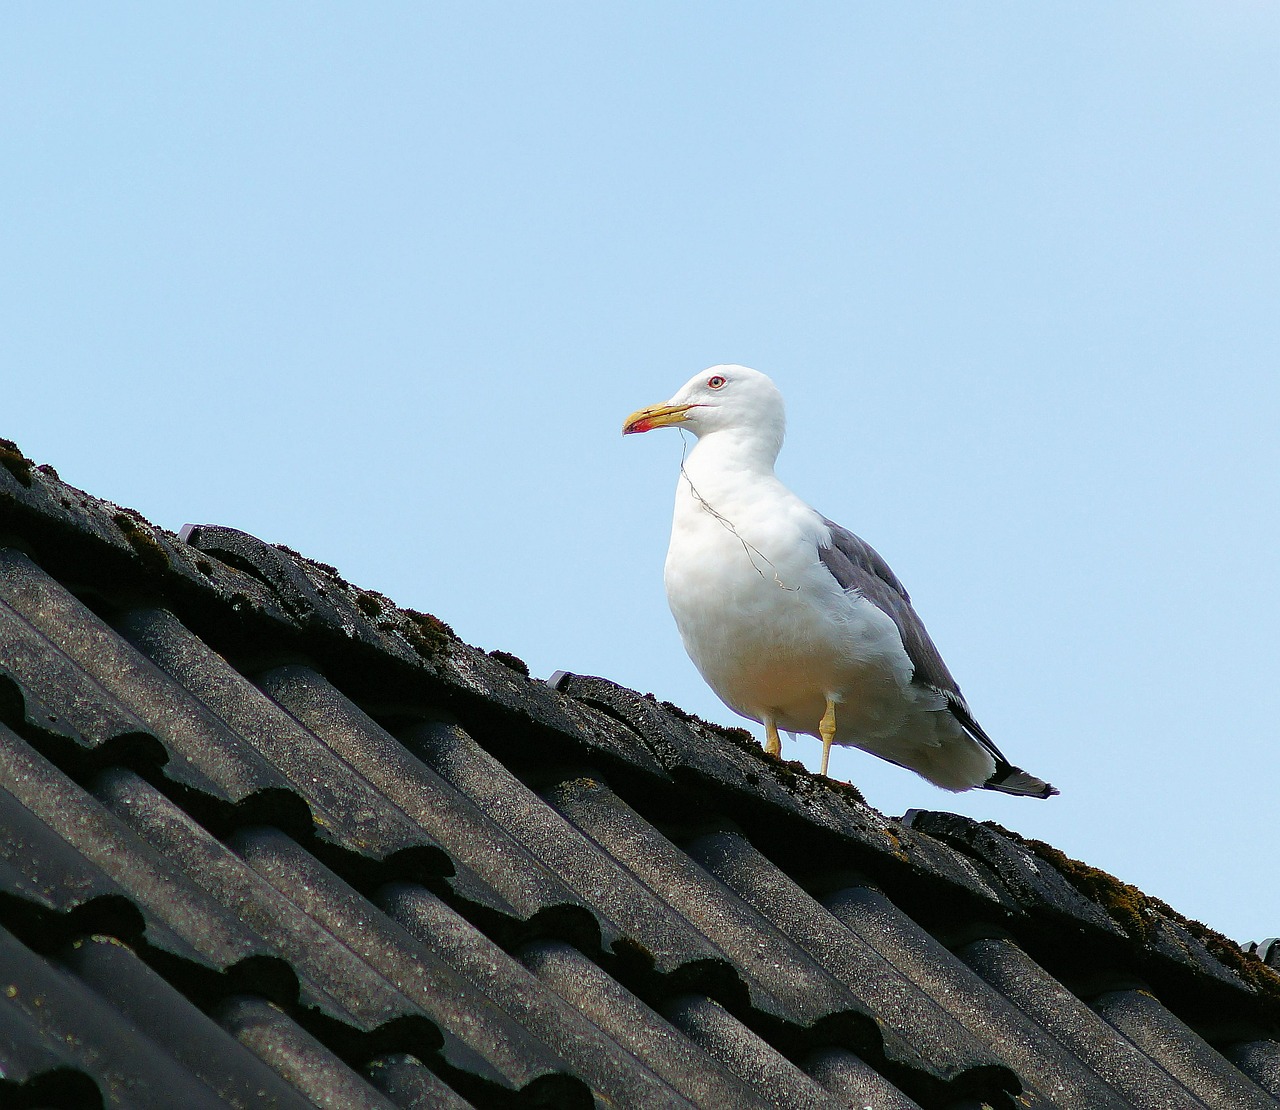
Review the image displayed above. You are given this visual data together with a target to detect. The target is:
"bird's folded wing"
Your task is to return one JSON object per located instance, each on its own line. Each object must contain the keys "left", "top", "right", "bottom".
{"left": 816, "top": 516, "right": 965, "bottom": 704}
{"left": 818, "top": 516, "right": 1058, "bottom": 799}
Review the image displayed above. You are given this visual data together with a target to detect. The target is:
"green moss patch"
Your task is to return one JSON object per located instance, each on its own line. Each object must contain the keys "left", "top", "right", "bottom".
{"left": 0, "top": 439, "right": 35, "bottom": 487}
{"left": 657, "top": 697, "right": 755, "bottom": 746}
{"left": 488, "top": 649, "right": 530, "bottom": 677}
{"left": 112, "top": 512, "right": 170, "bottom": 574}
{"left": 822, "top": 775, "right": 867, "bottom": 807}
{"left": 993, "top": 822, "right": 1280, "bottom": 998}
{"left": 403, "top": 609, "right": 455, "bottom": 660}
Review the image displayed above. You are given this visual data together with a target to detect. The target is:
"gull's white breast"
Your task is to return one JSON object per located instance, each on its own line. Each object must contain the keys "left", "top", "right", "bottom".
{"left": 663, "top": 474, "right": 915, "bottom": 740}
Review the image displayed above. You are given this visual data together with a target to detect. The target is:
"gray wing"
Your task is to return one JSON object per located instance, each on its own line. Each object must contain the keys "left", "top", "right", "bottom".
{"left": 816, "top": 517, "right": 964, "bottom": 707}
{"left": 817, "top": 517, "right": 1057, "bottom": 798}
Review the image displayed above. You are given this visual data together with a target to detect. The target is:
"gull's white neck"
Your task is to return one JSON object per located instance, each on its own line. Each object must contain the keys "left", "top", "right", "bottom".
{"left": 681, "top": 426, "right": 781, "bottom": 492}
{"left": 667, "top": 418, "right": 824, "bottom": 610}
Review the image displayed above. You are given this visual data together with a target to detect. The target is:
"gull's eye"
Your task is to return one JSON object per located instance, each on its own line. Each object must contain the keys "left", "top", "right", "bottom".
{"left": 707, "top": 375, "right": 727, "bottom": 389}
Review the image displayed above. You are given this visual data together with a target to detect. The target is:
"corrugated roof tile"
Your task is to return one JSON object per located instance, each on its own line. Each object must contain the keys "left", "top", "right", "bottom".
{"left": 1092, "top": 987, "right": 1277, "bottom": 1109}
{"left": 821, "top": 883, "right": 1135, "bottom": 1108}
{"left": 1, "top": 445, "right": 1276, "bottom": 1109}
{"left": 0, "top": 550, "right": 291, "bottom": 802}
{"left": 0, "top": 924, "right": 227, "bottom": 1109}
{"left": 363, "top": 1053, "right": 478, "bottom": 1109}
{"left": 1228, "top": 1040, "right": 1280, "bottom": 1099}
{"left": 399, "top": 718, "right": 738, "bottom": 988}
{"left": 556, "top": 672, "right": 1019, "bottom": 913}
{"left": 380, "top": 881, "right": 701, "bottom": 1109}
{"left": 802, "top": 1046, "right": 927, "bottom": 1110}
{"left": 256, "top": 664, "right": 600, "bottom": 935}
{"left": 687, "top": 828, "right": 1037, "bottom": 1104}
{"left": 60, "top": 934, "right": 314, "bottom": 1110}
{"left": 214, "top": 996, "right": 401, "bottom": 1110}
{"left": 231, "top": 824, "right": 585, "bottom": 1096}
{"left": 546, "top": 776, "right": 866, "bottom": 1030}
{"left": 519, "top": 939, "right": 772, "bottom": 1110}
{"left": 91, "top": 766, "right": 429, "bottom": 1032}
{"left": 0, "top": 598, "right": 163, "bottom": 766}
{"left": 663, "top": 992, "right": 849, "bottom": 1109}
{"left": 116, "top": 607, "right": 451, "bottom": 869}
{"left": 0, "top": 726, "right": 266, "bottom": 971}
{"left": 958, "top": 936, "right": 1213, "bottom": 1108}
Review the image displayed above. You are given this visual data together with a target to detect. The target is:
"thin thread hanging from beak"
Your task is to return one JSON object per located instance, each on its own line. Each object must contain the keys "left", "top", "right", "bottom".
{"left": 677, "top": 430, "right": 798, "bottom": 592}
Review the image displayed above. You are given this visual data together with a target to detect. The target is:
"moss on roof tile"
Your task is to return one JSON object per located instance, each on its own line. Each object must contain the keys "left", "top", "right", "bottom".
{"left": 112, "top": 512, "right": 170, "bottom": 574}
{"left": 0, "top": 439, "right": 35, "bottom": 487}
{"left": 994, "top": 822, "right": 1280, "bottom": 999}
{"left": 402, "top": 609, "right": 455, "bottom": 660}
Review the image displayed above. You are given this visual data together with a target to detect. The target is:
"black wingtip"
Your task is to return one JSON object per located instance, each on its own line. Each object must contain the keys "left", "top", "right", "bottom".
{"left": 984, "top": 765, "right": 1059, "bottom": 799}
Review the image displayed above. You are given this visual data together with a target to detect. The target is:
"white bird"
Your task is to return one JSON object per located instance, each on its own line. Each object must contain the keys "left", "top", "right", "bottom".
{"left": 624, "top": 365, "right": 1056, "bottom": 798}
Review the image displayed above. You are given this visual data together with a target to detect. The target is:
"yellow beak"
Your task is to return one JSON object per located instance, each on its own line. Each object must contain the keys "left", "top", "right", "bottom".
{"left": 622, "top": 402, "right": 698, "bottom": 435}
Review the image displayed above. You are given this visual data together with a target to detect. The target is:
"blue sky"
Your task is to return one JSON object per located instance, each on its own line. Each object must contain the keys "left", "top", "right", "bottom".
{"left": 4, "top": 4, "right": 1278, "bottom": 943}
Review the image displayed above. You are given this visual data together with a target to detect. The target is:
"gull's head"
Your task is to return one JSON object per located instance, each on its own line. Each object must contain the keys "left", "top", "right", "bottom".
{"left": 623, "top": 366, "right": 786, "bottom": 451}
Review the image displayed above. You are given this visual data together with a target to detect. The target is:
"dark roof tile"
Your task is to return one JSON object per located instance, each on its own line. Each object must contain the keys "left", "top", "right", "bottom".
{"left": 363, "top": 1053, "right": 478, "bottom": 1110}
{"left": 60, "top": 934, "right": 314, "bottom": 1110}
{"left": 231, "top": 824, "right": 583, "bottom": 1095}
{"left": 662, "top": 993, "right": 849, "bottom": 1110}
{"left": 0, "top": 550, "right": 289, "bottom": 801}
{"left": 958, "top": 935, "right": 1214, "bottom": 1108}
{"left": 115, "top": 607, "right": 451, "bottom": 869}
{"left": 1092, "top": 987, "right": 1278, "bottom": 1110}
{"left": 92, "top": 766, "right": 420, "bottom": 1030}
{"left": 904, "top": 809, "right": 1125, "bottom": 937}
{"left": 180, "top": 525, "right": 388, "bottom": 648}
{"left": 0, "top": 777, "right": 143, "bottom": 929}
{"left": 0, "top": 726, "right": 262, "bottom": 971}
{"left": 1255, "top": 939, "right": 1280, "bottom": 969}
{"left": 518, "top": 939, "right": 772, "bottom": 1110}
{"left": 821, "top": 883, "right": 1136, "bottom": 1108}
{"left": 0, "top": 924, "right": 228, "bottom": 1109}
{"left": 911, "top": 809, "right": 1267, "bottom": 1005}
{"left": 545, "top": 776, "right": 857, "bottom": 1029}
{"left": 0, "top": 598, "right": 163, "bottom": 766}
{"left": 256, "top": 664, "right": 597, "bottom": 933}
{"left": 399, "top": 718, "right": 735, "bottom": 986}
{"left": 1228, "top": 1040, "right": 1280, "bottom": 1099}
{"left": 1, "top": 445, "right": 1276, "bottom": 1109}
{"left": 802, "top": 1046, "right": 926, "bottom": 1110}
{"left": 554, "top": 673, "right": 1018, "bottom": 916}
{"left": 687, "top": 828, "right": 1030, "bottom": 1101}
{"left": 0, "top": 979, "right": 100, "bottom": 1101}
{"left": 381, "top": 882, "right": 700, "bottom": 1108}
{"left": 214, "top": 996, "right": 401, "bottom": 1110}
{"left": 0, "top": 465, "right": 268, "bottom": 616}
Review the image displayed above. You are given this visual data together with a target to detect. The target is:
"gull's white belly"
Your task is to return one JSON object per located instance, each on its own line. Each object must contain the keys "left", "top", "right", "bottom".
{"left": 664, "top": 504, "right": 916, "bottom": 741}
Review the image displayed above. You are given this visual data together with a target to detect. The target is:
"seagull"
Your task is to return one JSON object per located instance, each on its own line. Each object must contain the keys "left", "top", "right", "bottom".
{"left": 623, "top": 365, "right": 1056, "bottom": 798}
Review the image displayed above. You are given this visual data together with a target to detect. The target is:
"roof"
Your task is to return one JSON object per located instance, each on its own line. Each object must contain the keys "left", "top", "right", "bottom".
{"left": 1, "top": 435, "right": 1278, "bottom": 1110}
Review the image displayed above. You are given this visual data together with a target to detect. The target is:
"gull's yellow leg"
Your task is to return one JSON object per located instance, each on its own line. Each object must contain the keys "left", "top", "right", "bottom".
{"left": 763, "top": 716, "right": 782, "bottom": 759}
{"left": 819, "top": 697, "right": 837, "bottom": 777}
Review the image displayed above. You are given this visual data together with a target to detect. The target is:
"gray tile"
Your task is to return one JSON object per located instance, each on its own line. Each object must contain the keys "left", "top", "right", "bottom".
{"left": 822, "top": 883, "right": 1134, "bottom": 1109}
{"left": 520, "top": 940, "right": 773, "bottom": 1110}
{"left": 1092, "top": 987, "right": 1276, "bottom": 1110}
{"left": 664, "top": 993, "right": 847, "bottom": 1110}
{"left": 0, "top": 925, "right": 226, "bottom": 1109}
{"left": 959, "top": 937, "right": 1213, "bottom": 1109}
{"left": 382, "top": 882, "right": 698, "bottom": 1109}
{"left": 216, "top": 996, "right": 400, "bottom": 1110}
